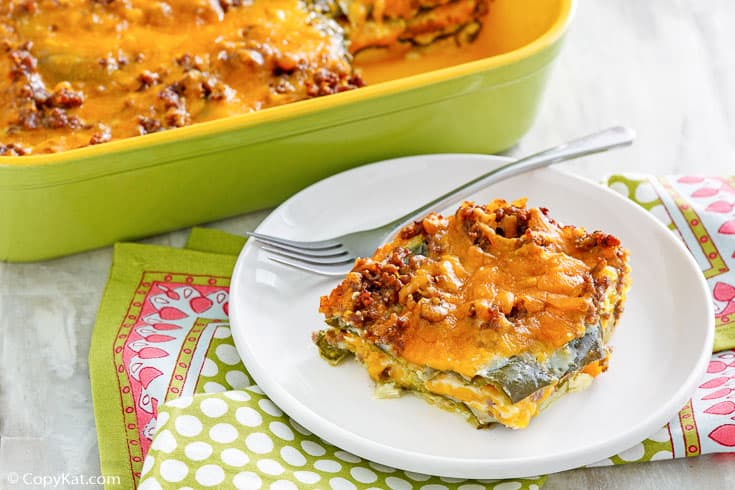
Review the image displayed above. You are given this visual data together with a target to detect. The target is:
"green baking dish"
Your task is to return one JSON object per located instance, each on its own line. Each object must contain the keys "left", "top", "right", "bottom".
{"left": 0, "top": 0, "right": 574, "bottom": 262}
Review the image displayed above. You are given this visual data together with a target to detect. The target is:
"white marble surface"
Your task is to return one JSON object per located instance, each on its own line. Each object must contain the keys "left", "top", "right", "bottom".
{"left": 1, "top": 0, "right": 734, "bottom": 488}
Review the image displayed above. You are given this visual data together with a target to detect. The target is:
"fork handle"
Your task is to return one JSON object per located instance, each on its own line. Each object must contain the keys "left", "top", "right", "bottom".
{"left": 385, "top": 126, "right": 636, "bottom": 230}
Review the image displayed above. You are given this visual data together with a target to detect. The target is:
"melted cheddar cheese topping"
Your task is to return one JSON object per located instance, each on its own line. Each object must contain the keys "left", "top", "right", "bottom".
{"left": 0, "top": 0, "right": 362, "bottom": 154}
{"left": 321, "top": 199, "right": 629, "bottom": 378}
{"left": 0, "top": 0, "right": 489, "bottom": 155}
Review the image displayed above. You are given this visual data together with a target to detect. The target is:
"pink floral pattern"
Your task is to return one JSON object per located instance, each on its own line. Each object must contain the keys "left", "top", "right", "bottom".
{"left": 672, "top": 177, "right": 735, "bottom": 329}
{"left": 112, "top": 272, "right": 230, "bottom": 481}
{"left": 123, "top": 281, "right": 228, "bottom": 456}
{"left": 603, "top": 175, "right": 735, "bottom": 464}
{"left": 701, "top": 352, "right": 735, "bottom": 448}
{"left": 664, "top": 350, "right": 735, "bottom": 455}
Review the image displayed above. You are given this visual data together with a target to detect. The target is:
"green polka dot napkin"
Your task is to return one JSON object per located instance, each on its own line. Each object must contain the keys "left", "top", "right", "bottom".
{"left": 141, "top": 388, "right": 540, "bottom": 490}
{"left": 90, "top": 174, "right": 735, "bottom": 489}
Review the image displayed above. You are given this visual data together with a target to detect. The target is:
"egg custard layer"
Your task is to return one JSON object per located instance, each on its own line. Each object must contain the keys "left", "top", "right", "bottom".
{"left": 315, "top": 199, "right": 631, "bottom": 429}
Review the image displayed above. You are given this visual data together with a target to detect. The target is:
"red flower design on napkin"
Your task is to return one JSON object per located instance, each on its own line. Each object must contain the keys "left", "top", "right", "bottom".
{"left": 709, "top": 425, "right": 735, "bottom": 446}
{"left": 705, "top": 401, "right": 735, "bottom": 415}
{"left": 706, "top": 201, "right": 735, "bottom": 214}
{"left": 719, "top": 220, "right": 735, "bottom": 235}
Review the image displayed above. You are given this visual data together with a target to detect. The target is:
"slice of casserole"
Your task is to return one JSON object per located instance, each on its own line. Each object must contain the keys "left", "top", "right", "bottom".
{"left": 315, "top": 199, "right": 631, "bottom": 429}
{"left": 311, "top": 0, "right": 490, "bottom": 54}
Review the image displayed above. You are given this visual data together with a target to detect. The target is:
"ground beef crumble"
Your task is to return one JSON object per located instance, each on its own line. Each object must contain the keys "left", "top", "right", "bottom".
{"left": 7, "top": 43, "right": 87, "bottom": 131}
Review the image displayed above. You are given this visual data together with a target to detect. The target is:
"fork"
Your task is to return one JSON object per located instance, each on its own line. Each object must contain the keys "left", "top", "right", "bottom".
{"left": 247, "top": 126, "right": 635, "bottom": 276}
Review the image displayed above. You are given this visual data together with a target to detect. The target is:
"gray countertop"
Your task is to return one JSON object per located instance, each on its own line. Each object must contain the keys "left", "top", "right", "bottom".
{"left": 1, "top": 1, "right": 734, "bottom": 488}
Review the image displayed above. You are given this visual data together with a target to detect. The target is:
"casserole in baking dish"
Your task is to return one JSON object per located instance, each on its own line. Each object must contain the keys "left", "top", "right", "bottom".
{"left": 0, "top": 0, "right": 574, "bottom": 261}
{"left": 0, "top": 0, "right": 487, "bottom": 154}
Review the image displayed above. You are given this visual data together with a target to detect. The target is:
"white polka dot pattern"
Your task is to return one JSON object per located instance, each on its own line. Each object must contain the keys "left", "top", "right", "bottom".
{"left": 226, "top": 370, "right": 251, "bottom": 389}
{"left": 259, "top": 399, "right": 283, "bottom": 417}
{"left": 608, "top": 181, "right": 630, "bottom": 197}
{"left": 335, "top": 451, "right": 361, "bottom": 463}
{"left": 224, "top": 391, "right": 250, "bottom": 401}
{"left": 221, "top": 448, "right": 250, "bottom": 467}
{"left": 271, "top": 480, "right": 298, "bottom": 490}
{"left": 294, "top": 471, "right": 321, "bottom": 484}
{"left": 368, "top": 462, "right": 394, "bottom": 473}
{"left": 288, "top": 418, "right": 312, "bottom": 436}
{"left": 215, "top": 344, "right": 240, "bottom": 365}
{"left": 233, "top": 471, "right": 262, "bottom": 489}
{"left": 257, "top": 458, "right": 285, "bottom": 476}
{"left": 301, "top": 440, "right": 326, "bottom": 457}
{"left": 617, "top": 443, "right": 646, "bottom": 462}
{"left": 160, "top": 459, "right": 188, "bottom": 483}
{"left": 494, "top": 482, "right": 522, "bottom": 490}
{"left": 174, "top": 415, "right": 202, "bottom": 437}
{"left": 209, "top": 423, "right": 239, "bottom": 444}
{"left": 246, "top": 432, "right": 274, "bottom": 454}
{"left": 351, "top": 467, "right": 377, "bottom": 483}
{"left": 200, "top": 358, "right": 218, "bottom": 377}
{"left": 141, "top": 456, "right": 155, "bottom": 477}
{"left": 203, "top": 381, "right": 227, "bottom": 393}
{"left": 140, "top": 388, "right": 546, "bottom": 490}
{"left": 184, "top": 441, "right": 212, "bottom": 461}
{"left": 155, "top": 411, "right": 169, "bottom": 428}
{"left": 281, "top": 446, "right": 307, "bottom": 467}
{"left": 386, "top": 476, "right": 412, "bottom": 490}
{"left": 330, "top": 476, "right": 357, "bottom": 490}
{"left": 315, "top": 459, "right": 342, "bottom": 473}
{"left": 196, "top": 464, "right": 225, "bottom": 486}
{"left": 200, "top": 397, "right": 228, "bottom": 418}
{"left": 270, "top": 421, "right": 294, "bottom": 441}
{"left": 150, "top": 429, "right": 177, "bottom": 454}
{"left": 634, "top": 181, "right": 657, "bottom": 203}
{"left": 236, "top": 406, "right": 263, "bottom": 427}
{"left": 138, "top": 477, "right": 163, "bottom": 490}
{"left": 167, "top": 397, "right": 192, "bottom": 409}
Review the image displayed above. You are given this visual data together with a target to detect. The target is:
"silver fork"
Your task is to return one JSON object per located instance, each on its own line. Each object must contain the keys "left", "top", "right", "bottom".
{"left": 247, "top": 126, "right": 635, "bottom": 276}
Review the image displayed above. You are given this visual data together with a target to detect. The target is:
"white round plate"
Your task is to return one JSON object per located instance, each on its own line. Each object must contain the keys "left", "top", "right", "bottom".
{"left": 230, "top": 154, "right": 714, "bottom": 479}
